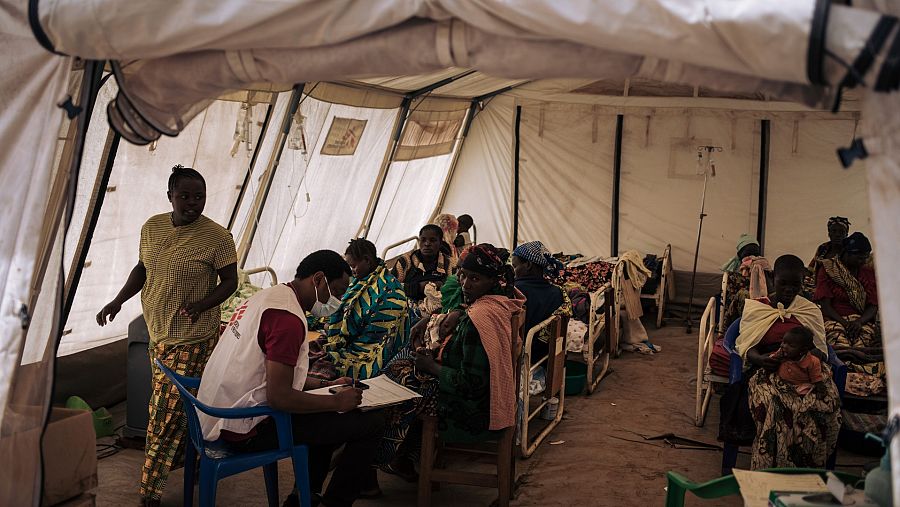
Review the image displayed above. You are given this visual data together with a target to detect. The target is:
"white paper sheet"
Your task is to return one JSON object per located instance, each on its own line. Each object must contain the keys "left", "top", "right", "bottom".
{"left": 733, "top": 469, "right": 828, "bottom": 507}
{"left": 306, "top": 375, "right": 421, "bottom": 411}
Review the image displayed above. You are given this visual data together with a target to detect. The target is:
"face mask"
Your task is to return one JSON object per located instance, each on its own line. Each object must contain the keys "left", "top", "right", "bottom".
{"left": 311, "top": 278, "right": 342, "bottom": 318}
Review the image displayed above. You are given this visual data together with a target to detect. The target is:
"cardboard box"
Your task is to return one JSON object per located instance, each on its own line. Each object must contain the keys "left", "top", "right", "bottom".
{"left": 42, "top": 408, "right": 98, "bottom": 506}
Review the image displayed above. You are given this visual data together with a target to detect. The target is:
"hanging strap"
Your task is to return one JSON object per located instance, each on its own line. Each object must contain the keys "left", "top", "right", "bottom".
{"left": 832, "top": 15, "right": 898, "bottom": 112}
{"left": 875, "top": 19, "right": 900, "bottom": 92}
{"left": 28, "top": 0, "right": 65, "bottom": 56}
{"left": 806, "top": 0, "right": 832, "bottom": 86}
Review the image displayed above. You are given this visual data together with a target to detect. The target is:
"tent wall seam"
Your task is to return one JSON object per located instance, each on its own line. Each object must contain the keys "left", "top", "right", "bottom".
{"left": 512, "top": 104, "right": 522, "bottom": 248}
{"left": 756, "top": 119, "right": 771, "bottom": 254}
{"left": 611, "top": 114, "right": 624, "bottom": 257}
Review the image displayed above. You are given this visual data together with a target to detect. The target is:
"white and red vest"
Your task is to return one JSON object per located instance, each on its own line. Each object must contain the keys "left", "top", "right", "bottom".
{"left": 198, "top": 284, "right": 309, "bottom": 440}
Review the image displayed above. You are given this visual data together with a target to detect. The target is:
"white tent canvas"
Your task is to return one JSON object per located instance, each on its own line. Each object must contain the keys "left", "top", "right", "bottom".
{"left": 4, "top": 0, "right": 900, "bottom": 503}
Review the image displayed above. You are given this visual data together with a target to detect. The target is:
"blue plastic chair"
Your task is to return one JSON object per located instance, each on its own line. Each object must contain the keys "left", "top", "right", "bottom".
{"left": 154, "top": 359, "right": 311, "bottom": 507}
{"left": 720, "top": 319, "right": 847, "bottom": 474}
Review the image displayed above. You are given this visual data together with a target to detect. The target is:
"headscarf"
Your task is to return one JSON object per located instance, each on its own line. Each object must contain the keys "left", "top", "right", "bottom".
{"left": 459, "top": 243, "right": 507, "bottom": 278}
{"left": 512, "top": 241, "right": 564, "bottom": 277}
{"left": 820, "top": 256, "right": 867, "bottom": 313}
{"left": 722, "top": 234, "right": 760, "bottom": 273}
{"left": 739, "top": 256, "right": 771, "bottom": 299}
{"left": 828, "top": 216, "right": 851, "bottom": 230}
{"left": 843, "top": 231, "right": 871, "bottom": 255}
{"left": 434, "top": 214, "right": 459, "bottom": 257}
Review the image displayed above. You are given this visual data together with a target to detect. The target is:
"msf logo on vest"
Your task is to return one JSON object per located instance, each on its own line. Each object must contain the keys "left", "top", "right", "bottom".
{"left": 227, "top": 303, "right": 248, "bottom": 340}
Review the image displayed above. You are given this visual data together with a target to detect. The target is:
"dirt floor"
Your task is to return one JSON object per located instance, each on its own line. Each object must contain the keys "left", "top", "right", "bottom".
{"left": 95, "top": 321, "right": 874, "bottom": 506}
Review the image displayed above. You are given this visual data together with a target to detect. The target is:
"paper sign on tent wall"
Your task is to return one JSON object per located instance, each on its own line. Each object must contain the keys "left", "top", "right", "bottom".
{"left": 321, "top": 117, "right": 367, "bottom": 156}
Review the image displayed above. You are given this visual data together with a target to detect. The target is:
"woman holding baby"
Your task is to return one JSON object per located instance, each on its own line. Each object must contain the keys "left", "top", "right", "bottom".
{"left": 373, "top": 243, "right": 524, "bottom": 484}
{"left": 734, "top": 254, "right": 841, "bottom": 469}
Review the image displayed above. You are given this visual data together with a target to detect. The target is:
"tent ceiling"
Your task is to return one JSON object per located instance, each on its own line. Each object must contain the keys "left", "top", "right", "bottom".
{"left": 344, "top": 70, "right": 860, "bottom": 111}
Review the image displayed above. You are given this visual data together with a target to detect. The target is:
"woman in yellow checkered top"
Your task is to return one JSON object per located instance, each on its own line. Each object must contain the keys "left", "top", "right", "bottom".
{"left": 97, "top": 165, "right": 238, "bottom": 507}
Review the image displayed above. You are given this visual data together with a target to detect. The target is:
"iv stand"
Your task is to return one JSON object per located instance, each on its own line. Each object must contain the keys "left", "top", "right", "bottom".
{"left": 685, "top": 145, "right": 722, "bottom": 334}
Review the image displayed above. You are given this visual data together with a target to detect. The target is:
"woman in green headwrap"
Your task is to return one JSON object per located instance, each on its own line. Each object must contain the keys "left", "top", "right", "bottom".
{"left": 722, "top": 234, "right": 761, "bottom": 273}
{"left": 720, "top": 234, "right": 767, "bottom": 331}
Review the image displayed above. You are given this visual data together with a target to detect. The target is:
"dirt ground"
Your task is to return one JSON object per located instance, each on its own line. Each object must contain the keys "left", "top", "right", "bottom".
{"left": 95, "top": 321, "right": 872, "bottom": 506}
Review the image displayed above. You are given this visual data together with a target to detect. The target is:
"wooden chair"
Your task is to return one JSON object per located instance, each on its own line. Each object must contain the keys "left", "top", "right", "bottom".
{"left": 417, "top": 309, "right": 525, "bottom": 507}
{"left": 639, "top": 244, "right": 674, "bottom": 328}
{"left": 519, "top": 314, "right": 567, "bottom": 457}
{"left": 585, "top": 285, "right": 614, "bottom": 395}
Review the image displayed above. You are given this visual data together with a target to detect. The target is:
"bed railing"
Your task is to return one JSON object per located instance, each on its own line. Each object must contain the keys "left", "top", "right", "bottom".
{"left": 519, "top": 314, "right": 567, "bottom": 457}
{"left": 243, "top": 266, "right": 278, "bottom": 286}
{"left": 585, "top": 285, "right": 614, "bottom": 395}
{"left": 381, "top": 236, "right": 417, "bottom": 262}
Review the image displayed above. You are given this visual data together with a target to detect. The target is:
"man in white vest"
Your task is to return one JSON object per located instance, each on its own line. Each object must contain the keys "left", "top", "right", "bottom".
{"left": 198, "top": 250, "right": 384, "bottom": 507}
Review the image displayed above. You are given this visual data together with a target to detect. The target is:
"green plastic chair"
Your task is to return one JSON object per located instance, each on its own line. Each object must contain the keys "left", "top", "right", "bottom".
{"left": 665, "top": 468, "right": 862, "bottom": 507}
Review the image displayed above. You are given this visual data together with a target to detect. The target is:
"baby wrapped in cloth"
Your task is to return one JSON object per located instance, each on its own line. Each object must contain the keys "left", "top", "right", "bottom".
{"left": 424, "top": 311, "right": 461, "bottom": 359}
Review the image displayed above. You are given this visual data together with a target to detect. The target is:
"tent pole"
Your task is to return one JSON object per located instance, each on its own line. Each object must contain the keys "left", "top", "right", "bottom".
{"left": 36, "top": 59, "right": 106, "bottom": 507}
{"left": 359, "top": 73, "right": 477, "bottom": 238}
{"left": 512, "top": 105, "right": 522, "bottom": 248}
{"left": 756, "top": 119, "right": 770, "bottom": 255}
{"left": 428, "top": 101, "right": 478, "bottom": 222}
{"left": 62, "top": 129, "right": 121, "bottom": 309}
{"left": 227, "top": 93, "right": 279, "bottom": 231}
{"left": 358, "top": 96, "right": 411, "bottom": 239}
{"left": 24, "top": 62, "right": 105, "bottom": 326}
{"left": 236, "top": 84, "right": 304, "bottom": 267}
{"left": 611, "top": 114, "right": 624, "bottom": 257}
{"left": 431, "top": 88, "right": 521, "bottom": 226}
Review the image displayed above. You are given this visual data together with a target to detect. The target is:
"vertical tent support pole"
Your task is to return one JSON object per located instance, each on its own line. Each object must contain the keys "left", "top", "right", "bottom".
{"left": 512, "top": 105, "right": 522, "bottom": 248}
{"left": 39, "top": 59, "right": 106, "bottom": 507}
{"left": 236, "top": 84, "right": 304, "bottom": 268}
{"left": 428, "top": 100, "right": 478, "bottom": 222}
{"left": 611, "top": 114, "right": 624, "bottom": 257}
{"left": 359, "top": 70, "right": 477, "bottom": 239}
{"left": 227, "top": 93, "right": 279, "bottom": 231}
{"left": 62, "top": 129, "right": 121, "bottom": 316}
{"left": 431, "top": 86, "right": 521, "bottom": 223}
{"left": 359, "top": 96, "right": 412, "bottom": 239}
{"left": 756, "top": 119, "right": 771, "bottom": 255}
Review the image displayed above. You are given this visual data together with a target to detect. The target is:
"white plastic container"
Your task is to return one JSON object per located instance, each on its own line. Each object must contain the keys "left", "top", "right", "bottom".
{"left": 540, "top": 397, "right": 560, "bottom": 420}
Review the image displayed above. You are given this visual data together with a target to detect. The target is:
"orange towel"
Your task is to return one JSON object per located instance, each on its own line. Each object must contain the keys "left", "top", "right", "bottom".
{"left": 466, "top": 290, "right": 525, "bottom": 430}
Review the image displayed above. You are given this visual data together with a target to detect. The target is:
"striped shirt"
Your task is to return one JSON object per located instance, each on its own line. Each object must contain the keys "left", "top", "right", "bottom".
{"left": 140, "top": 213, "right": 237, "bottom": 345}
